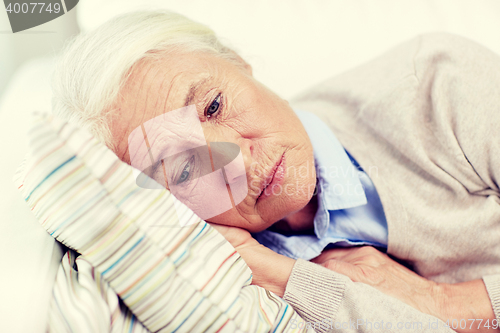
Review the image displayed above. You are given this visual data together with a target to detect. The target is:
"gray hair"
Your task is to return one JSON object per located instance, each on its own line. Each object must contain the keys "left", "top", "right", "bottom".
{"left": 52, "top": 10, "right": 237, "bottom": 149}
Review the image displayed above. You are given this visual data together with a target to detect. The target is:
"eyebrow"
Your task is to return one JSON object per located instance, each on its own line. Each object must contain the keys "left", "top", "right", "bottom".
{"left": 184, "top": 77, "right": 210, "bottom": 106}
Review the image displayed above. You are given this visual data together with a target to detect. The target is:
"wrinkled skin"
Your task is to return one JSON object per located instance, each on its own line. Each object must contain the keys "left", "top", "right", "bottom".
{"left": 109, "top": 51, "right": 317, "bottom": 232}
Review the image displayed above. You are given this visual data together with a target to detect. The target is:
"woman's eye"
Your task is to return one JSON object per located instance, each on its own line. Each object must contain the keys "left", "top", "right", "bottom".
{"left": 176, "top": 155, "right": 194, "bottom": 185}
{"left": 176, "top": 162, "right": 190, "bottom": 184}
{"left": 206, "top": 94, "right": 221, "bottom": 119}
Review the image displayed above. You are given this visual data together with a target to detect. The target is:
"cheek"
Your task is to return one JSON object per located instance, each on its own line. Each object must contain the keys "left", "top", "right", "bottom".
{"left": 283, "top": 132, "right": 316, "bottom": 189}
{"left": 273, "top": 147, "right": 316, "bottom": 215}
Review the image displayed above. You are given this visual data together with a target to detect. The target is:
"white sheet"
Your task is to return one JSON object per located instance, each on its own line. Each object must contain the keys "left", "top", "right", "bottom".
{"left": 0, "top": 58, "right": 64, "bottom": 333}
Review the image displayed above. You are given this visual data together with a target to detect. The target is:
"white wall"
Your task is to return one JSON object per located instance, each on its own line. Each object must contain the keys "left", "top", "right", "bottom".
{"left": 76, "top": 0, "right": 500, "bottom": 100}
{"left": 0, "top": 6, "right": 79, "bottom": 101}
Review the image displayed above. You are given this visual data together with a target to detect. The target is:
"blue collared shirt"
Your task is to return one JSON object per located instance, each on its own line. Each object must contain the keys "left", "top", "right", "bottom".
{"left": 253, "top": 109, "right": 388, "bottom": 260}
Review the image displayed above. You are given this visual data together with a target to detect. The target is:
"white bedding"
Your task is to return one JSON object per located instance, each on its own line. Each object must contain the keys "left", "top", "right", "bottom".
{"left": 0, "top": 58, "right": 63, "bottom": 333}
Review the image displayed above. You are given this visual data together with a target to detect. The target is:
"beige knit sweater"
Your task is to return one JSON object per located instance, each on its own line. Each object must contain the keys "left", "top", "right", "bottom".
{"left": 282, "top": 33, "right": 500, "bottom": 332}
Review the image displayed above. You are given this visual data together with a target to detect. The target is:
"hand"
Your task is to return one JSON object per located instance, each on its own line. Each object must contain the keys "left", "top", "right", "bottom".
{"left": 312, "top": 246, "right": 497, "bottom": 332}
{"left": 208, "top": 223, "right": 257, "bottom": 249}
{"left": 209, "top": 223, "right": 295, "bottom": 297}
{"left": 312, "top": 246, "right": 442, "bottom": 319}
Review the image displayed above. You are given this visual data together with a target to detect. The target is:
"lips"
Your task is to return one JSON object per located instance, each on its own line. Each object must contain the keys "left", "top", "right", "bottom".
{"left": 258, "top": 153, "right": 285, "bottom": 200}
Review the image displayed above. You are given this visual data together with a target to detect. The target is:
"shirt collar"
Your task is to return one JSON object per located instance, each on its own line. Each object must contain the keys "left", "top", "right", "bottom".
{"left": 294, "top": 109, "right": 367, "bottom": 238}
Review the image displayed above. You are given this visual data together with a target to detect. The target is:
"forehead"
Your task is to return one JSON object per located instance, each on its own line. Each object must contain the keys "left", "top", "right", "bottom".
{"left": 119, "top": 51, "right": 236, "bottom": 122}
{"left": 126, "top": 51, "right": 231, "bottom": 91}
{"left": 125, "top": 53, "right": 209, "bottom": 105}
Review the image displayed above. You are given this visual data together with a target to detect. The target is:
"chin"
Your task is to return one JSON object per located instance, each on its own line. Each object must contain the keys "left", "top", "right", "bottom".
{"left": 285, "top": 186, "right": 315, "bottom": 216}
{"left": 263, "top": 184, "right": 315, "bottom": 225}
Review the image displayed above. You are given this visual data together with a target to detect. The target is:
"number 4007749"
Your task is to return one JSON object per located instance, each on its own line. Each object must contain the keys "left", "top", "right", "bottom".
{"left": 6, "top": 3, "right": 62, "bottom": 14}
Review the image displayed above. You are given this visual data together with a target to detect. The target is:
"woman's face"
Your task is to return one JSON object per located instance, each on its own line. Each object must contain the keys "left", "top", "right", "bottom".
{"left": 111, "top": 50, "right": 316, "bottom": 232}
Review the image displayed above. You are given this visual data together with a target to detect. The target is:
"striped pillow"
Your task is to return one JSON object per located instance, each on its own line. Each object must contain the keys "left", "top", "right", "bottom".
{"left": 14, "top": 115, "right": 303, "bottom": 332}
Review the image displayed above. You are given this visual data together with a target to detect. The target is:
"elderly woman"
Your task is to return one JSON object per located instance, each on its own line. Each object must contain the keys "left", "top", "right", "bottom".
{"left": 51, "top": 11, "right": 500, "bottom": 332}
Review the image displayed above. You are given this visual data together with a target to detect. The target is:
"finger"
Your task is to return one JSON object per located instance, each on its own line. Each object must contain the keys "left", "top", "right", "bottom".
{"left": 208, "top": 223, "right": 228, "bottom": 233}
{"left": 311, "top": 247, "right": 362, "bottom": 263}
{"left": 208, "top": 223, "right": 243, "bottom": 246}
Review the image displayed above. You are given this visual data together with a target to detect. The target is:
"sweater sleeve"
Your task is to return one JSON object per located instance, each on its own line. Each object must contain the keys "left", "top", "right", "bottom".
{"left": 483, "top": 275, "right": 500, "bottom": 321}
{"left": 291, "top": 32, "right": 500, "bottom": 329}
{"left": 284, "top": 259, "right": 456, "bottom": 333}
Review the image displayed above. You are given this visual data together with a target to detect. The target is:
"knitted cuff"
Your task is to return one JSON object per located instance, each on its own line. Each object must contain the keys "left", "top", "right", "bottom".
{"left": 483, "top": 275, "right": 500, "bottom": 321}
{"left": 283, "top": 259, "right": 346, "bottom": 333}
